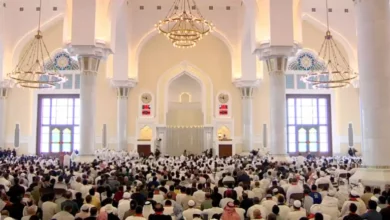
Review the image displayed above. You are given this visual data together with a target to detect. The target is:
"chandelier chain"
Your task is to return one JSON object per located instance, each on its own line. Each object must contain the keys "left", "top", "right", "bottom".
{"left": 301, "top": 0, "right": 357, "bottom": 89}
{"left": 7, "top": 0, "right": 68, "bottom": 89}
{"left": 38, "top": 0, "right": 42, "bottom": 33}
{"left": 191, "top": 0, "right": 204, "bottom": 19}
{"left": 325, "top": 0, "right": 330, "bottom": 31}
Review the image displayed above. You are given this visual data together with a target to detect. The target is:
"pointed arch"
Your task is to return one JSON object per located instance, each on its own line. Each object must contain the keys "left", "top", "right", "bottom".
{"left": 156, "top": 61, "right": 214, "bottom": 125}
{"left": 132, "top": 28, "right": 236, "bottom": 79}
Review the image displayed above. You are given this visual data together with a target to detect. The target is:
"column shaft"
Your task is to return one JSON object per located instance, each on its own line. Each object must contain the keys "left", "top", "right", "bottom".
{"left": 78, "top": 56, "right": 100, "bottom": 156}
{"left": 0, "top": 85, "right": 10, "bottom": 149}
{"left": 203, "top": 126, "right": 213, "bottom": 152}
{"left": 117, "top": 88, "right": 129, "bottom": 151}
{"left": 267, "top": 57, "right": 288, "bottom": 156}
{"left": 156, "top": 127, "right": 166, "bottom": 154}
{"left": 0, "top": 96, "right": 5, "bottom": 148}
{"left": 79, "top": 73, "right": 96, "bottom": 156}
{"left": 241, "top": 89, "right": 253, "bottom": 152}
{"left": 356, "top": 0, "right": 390, "bottom": 167}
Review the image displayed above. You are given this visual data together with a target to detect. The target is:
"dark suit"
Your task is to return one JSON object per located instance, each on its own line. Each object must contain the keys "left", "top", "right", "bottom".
{"left": 149, "top": 213, "right": 172, "bottom": 220}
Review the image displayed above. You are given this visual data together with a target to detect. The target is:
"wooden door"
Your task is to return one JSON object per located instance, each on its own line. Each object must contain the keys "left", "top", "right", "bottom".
{"left": 137, "top": 144, "right": 151, "bottom": 157}
{"left": 219, "top": 144, "right": 232, "bottom": 157}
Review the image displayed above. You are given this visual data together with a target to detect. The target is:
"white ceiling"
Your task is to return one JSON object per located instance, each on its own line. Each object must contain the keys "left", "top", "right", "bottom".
{"left": 0, "top": 0, "right": 358, "bottom": 54}
{"left": 1, "top": 0, "right": 64, "bottom": 46}
{"left": 302, "top": 0, "right": 357, "bottom": 48}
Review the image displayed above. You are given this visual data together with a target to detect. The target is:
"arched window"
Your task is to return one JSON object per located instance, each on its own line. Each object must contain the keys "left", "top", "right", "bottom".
{"left": 179, "top": 92, "right": 191, "bottom": 103}
{"left": 45, "top": 50, "right": 80, "bottom": 90}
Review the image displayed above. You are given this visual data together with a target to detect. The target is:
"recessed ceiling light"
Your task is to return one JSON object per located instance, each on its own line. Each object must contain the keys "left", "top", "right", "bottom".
{"left": 53, "top": 7, "right": 57, "bottom": 11}
{"left": 328, "top": 8, "right": 332, "bottom": 12}
{"left": 36, "top": 7, "right": 40, "bottom": 11}
{"left": 209, "top": 6, "right": 213, "bottom": 10}
{"left": 226, "top": 6, "right": 231, "bottom": 10}
{"left": 312, "top": 8, "right": 316, "bottom": 12}
{"left": 140, "top": 5, "right": 144, "bottom": 10}
{"left": 19, "top": 7, "right": 24, "bottom": 11}
{"left": 345, "top": 9, "right": 349, "bottom": 13}
{"left": 157, "top": 6, "right": 161, "bottom": 10}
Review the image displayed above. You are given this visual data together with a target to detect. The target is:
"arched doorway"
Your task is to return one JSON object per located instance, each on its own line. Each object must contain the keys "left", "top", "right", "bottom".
{"left": 165, "top": 73, "right": 204, "bottom": 156}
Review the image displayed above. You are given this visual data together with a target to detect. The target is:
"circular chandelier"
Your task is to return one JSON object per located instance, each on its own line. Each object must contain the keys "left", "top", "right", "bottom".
{"left": 155, "top": 0, "right": 214, "bottom": 49}
{"left": 301, "top": 0, "right": 357, "bottom": 89}
{"left": 7, "top": 0, "right": 67, "bottom": 89}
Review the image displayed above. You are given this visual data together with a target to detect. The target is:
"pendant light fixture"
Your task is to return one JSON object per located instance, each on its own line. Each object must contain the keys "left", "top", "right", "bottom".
{"left": 7, "top": 0, "right": 67, "bottom": 89}
{"left": 301, "top": 0, "right": 358, "bottom": 88}
{"left": 155, "top": 0, "right": 214, "bottom": 49}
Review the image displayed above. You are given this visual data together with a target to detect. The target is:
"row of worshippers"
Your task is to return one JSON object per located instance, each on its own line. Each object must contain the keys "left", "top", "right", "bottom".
{"left": 0, "top": 148, "right": 16, "bottom": 158}
{"left": 0, "top": 152, "right": 385, "bottom": 220}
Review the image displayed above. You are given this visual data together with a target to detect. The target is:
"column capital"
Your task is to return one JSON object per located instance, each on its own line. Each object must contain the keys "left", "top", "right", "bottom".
{"left": 65, "top": 43, "right": 112, "bottom": 60}
{"left": 265, "top": 57, "right": 289, "bottom": 74}
{"left": 254, "top": 42, "right": 301, "bottom": 61}
{"left": 233, "top": 79, "right": 259, "bottom": 98}
{"left": 111, "top": 79, "right": 137, "bottom": 88}
{"left": 233, "top": 79, "right": 260, "bottom": 88}
{"left": 111, "top": 79, "right": 137, "bottom": 99}
{"left": 78, "top": 56, "right": 101, "bottom": 75}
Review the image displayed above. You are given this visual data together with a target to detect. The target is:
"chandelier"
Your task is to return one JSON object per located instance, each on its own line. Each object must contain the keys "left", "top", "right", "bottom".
{"left": 301, "top": 0, "right": 357, "bottom": 89}
{"left": 155, "top": 0, "right": 214, "bottom": 49}
{"left": 7, "top": 0, "right": 67, "bottom": 89}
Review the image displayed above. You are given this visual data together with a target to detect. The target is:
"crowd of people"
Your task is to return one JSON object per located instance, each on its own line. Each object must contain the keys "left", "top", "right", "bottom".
{"left": 0, "top": 149, "right": 387, "bottom": 220}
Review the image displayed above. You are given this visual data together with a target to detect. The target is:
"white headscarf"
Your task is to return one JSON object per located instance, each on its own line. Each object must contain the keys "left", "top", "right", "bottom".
{"left": 143, "top": 202, "right": 155, "bottom": 219}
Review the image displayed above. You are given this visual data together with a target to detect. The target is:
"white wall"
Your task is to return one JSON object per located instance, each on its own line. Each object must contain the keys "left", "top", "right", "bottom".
{"left": 3, "top": 17, "right": 361, "bottom": 156}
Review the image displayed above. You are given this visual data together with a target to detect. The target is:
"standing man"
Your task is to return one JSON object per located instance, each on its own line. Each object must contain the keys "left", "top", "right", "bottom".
{"left": 64, "top": 152, "right": 71, "bottom": 168}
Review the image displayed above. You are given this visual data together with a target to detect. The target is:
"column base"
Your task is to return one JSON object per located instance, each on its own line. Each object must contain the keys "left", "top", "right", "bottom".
{"left": 269, "top": 154, "right": 292, "bottom": 163}
{"left": 350, "top": 167, "right": 390, "bottom": 189}
{"left": 73, "top": 155, "right": 96, "bottom": 164}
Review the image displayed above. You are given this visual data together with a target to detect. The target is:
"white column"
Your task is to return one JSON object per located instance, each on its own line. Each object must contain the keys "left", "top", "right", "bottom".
{"left": 266, "top": 57, "right": 288, "bottom": 158}
{"left": 0, "top": 87, "right": 7, "bottom": 148}
{"left": 203, "top": 126, "right": 213, "bottom": 152}
{"left": 111, "top": 80, "right": 136, "bottom": 152}
{"left": 241, "top": 87, "right": 254, "bottom": 152}
{"left": 78, "top": 56, "right": 100, "bottom": 157}
{"left": 351, "top": 0, "right": 390, "bottom": 187}
{"left": 117, "top": 87, "right": 129, "bottom": 151}
{"left": 156, "top": 126, "right": 166, "bottom": 154}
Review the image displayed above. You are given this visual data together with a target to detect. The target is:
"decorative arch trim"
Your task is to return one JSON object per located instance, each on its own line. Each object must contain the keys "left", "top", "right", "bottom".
{"left": 44, "top": 48, "right": 79, "bottom": 71}
{"left": 156, "top": 61, "right": 214, "bottom": 125}
{"left": 287, "top": 48, "right": 326, "bottom": 72}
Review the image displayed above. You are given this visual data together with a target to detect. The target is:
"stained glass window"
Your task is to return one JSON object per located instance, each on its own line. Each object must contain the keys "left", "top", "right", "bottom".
{"left": 286, "top": 95, "right": 332, "bottom": 156}
{"left": 37, "top": 95, "right": 80, "bottom": 154}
